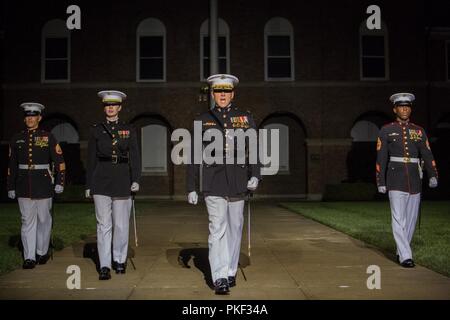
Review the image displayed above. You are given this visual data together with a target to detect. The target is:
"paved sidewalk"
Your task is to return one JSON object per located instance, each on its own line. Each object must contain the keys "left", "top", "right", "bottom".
{"left": 0, "top": 201, "right": 449, "bottom": 300}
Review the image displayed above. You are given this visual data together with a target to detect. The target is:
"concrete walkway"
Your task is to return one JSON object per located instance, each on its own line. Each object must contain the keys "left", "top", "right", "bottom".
{"left": 0, "top": 201, "right": 449, "bottom": 300}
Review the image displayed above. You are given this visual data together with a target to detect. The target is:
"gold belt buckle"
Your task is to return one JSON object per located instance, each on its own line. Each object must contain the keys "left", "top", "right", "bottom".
{"left": 404, "top": 157, "right": 410, "bottom": 163}
{"left": 111, "top": 155, "right": 118, "bottom": 164}
{"left": 28, "top": 164, "right": 35, "bottom": 170}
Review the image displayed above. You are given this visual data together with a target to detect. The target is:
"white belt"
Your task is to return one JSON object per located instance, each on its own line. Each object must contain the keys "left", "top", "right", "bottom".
{"left": 389, "top": 157, "right": 420, "bottom": 164}
{"left": 18, "top": 164, "right": 50, "bottom": 170}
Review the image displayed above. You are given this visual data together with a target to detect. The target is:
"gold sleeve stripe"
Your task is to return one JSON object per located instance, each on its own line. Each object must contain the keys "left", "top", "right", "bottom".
{"left": 376, "top": 138, "right": 382, "bottom": 151}
{"left": 56, "top": 144, "right": 63, "bottom": 155}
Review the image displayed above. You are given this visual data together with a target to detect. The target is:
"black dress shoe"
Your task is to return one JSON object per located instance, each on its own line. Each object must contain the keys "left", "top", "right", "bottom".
{"left": 112, "top": 261, "right": 127, "bottom": 274}
{"left": 400, "top": 259, "right": 415, "bottom": 268}
{"left": 36, "top": 253, "right": 50, "bottom": 265}
{"left": 228, "top": 276, "right": 236, "bottom": 288}
{"left": 214, "top": 278, "right": 229, "bottom": 295}
{"left": 99, "top": 267, "right": 111, "bottom": 280}
{"left": 22, "top": 259, "right": 36, "bottom": 269}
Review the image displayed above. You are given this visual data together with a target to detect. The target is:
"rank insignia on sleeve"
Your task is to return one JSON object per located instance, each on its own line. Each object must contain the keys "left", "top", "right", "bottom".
{"left": 55, "top": 143, "right": 63, "bottom": 154}
{"left": 376, "top": 138, "right": 382, "bottom": 151}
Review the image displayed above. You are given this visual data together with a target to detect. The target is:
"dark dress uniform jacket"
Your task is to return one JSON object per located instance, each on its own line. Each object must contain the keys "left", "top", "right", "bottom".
{"left": 7, "top": 128, "right": 66, "bottom": 198}
{"left": 376, "top": 121, "right": 438, "bottom": 194}
{"left": 86, "top": 120, "right": 141, "bottom": 197}
{"left": 187, "top": 105, "right": 261, "bottom": 197}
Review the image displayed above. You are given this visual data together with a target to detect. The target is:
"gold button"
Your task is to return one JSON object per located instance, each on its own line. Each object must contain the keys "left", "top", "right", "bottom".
{"left": 112, "top": 151, "right": 116, "bottom": 154}
{"left": 112, "top": 134, "right": 115, "bottom": 138}
{"left": 224, "top": 124, "right": 227, "bottom": 128}
{"left": 112, "top": 127, "right": 115, "bottom": 130}
{"left": 406, "top": 147, "right": 409, "bottom": 150}
{"left": 223, "top": 115, "right": 226, "bottom": 118}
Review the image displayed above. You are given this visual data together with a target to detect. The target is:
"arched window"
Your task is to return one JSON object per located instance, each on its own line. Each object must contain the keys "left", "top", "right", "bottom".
{"left": 200, "top": 18, "right": 230, "bottom": 80}
{"left": 51, "top": 122, "right": 79, "bottom": 144}
{"left": 141, "top": 124, "right": 167, "bottom": 174}
{"left": 264, "top": 17, "right": 294, "bottom": 81}
{"left": 262, "top": 123, "right": 289, "bottom": 174}
{"left": 41, "top": 19, "right": 70, "bottom": 82}
{"left": 137, "top": 18, "right": 166, "bottom": 82}
{"left": 350, "top": 120, "right": 380, "bottom": 142}
{"left": 360, "top": 21, "right": 389, "bottom": 80}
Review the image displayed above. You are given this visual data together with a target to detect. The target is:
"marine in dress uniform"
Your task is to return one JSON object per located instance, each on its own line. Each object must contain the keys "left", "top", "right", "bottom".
{"left": 85, "top": 90, "right": 141, "bottom": 280}
{"left": 7, "top": 103, "right": 65, "bottom": 269}
{"left": 376, "top": 93, "right": 438, "bottom": 268}
{"left": 187, "top": 74, "right": 261, "bottom": 294}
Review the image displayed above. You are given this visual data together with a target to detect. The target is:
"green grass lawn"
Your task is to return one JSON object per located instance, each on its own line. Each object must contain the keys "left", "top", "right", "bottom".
{"left": 0, "top": 202, "right": 96, "bottom": 275}
{"left": 280, "top": 201, "right": 450, "bottom": 277}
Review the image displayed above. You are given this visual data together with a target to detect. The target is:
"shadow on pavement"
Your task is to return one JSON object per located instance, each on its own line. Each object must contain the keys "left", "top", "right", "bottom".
{"left": 166, "top": 243, "right": 251, "bottom": 290}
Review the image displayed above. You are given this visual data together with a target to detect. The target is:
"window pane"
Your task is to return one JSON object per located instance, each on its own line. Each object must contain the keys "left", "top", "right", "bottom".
{"left": 203, "top": 36, "right": 226, "bottom": 57}
{"left": 141, "top": 125, "right": 167, "bottom": 172}
{"left": 268, "top": 57, "right": 291, "bottom": 78}
{"left": 218, "top": 37, "right": 226, "bottom": 56}
{"left": 262, "top": 123, "right": 289, "bottom": 174}
{"left": 361, "top": 35, "right": 385, "bottom": 56}
{"left": 140, "top": 58, "right": 163, "bottom": 79}
{"left": 351, "top": 120, "right": 379, "bottom": 142}
{"left": 362, "top": 57, "right": 385, "bottom": 78}
{"left": 268, "top": 36, "right": 290, "bottom": 56}
{"left": 45, "top": 38, "right": 68, "bottom": 59}
{"left": 45, "top": 60, "right": 68, "bottom": 80}
{"left": 203, "top": 58, "right": 210, "bottom": 79}
{"left": 140, "top": 36, "right": 163, "bottom": 57}
{"left": 203, "top": 37, "right": 210, "bottom": 56}
{"left": 219, "top": 58, "right": 227, "bottom": 73}
{"left": 51, "top": 123, "right": 79, "bottom": 143}
{"left": 203, "top": 59, "right": 226, "bottom": 78}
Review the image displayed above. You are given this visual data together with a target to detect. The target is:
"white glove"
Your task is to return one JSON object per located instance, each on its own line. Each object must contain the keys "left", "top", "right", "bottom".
{"left": 54, "top": 185, "right": 64, "bottom": 194}
{"left": 429, "top": 177, "right": 438, "bottom": 188}
{"left": 188, "top": 191, "right": 198, "bottom": 205}
{"left": 247, "top": 177, "right": 259, "bottom": 191}
{"left": 8, "top": 190, "right": 15, "bottom": 199}
{"left": 131, "top": 182, "right": 140, "bottom": 192}
{"left": 85, "top": 189, "right": 91, "bottom": 198}
{"left": 378, "top": 186, "right": 387, "bottom": 194}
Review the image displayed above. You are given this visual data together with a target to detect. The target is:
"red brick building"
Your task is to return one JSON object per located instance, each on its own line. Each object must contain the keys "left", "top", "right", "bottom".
{"left": 1, "top": 0, "right": 449, "bottom": 199}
